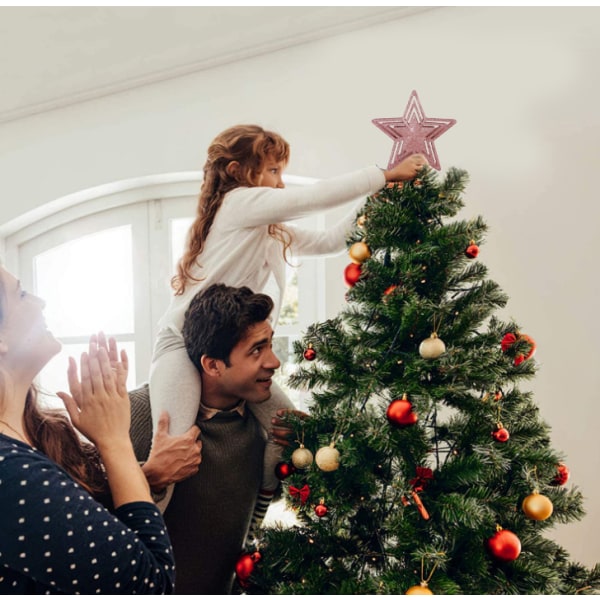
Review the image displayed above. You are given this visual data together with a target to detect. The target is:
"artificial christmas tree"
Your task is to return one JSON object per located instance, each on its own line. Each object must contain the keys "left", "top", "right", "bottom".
{"left": 243, "top": 95, "right": 600, "bottom": 595}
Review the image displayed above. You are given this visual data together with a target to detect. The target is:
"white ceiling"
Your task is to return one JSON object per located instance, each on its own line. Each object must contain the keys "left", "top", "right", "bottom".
{"left": 0, "top": 6, "right": 433, "bottom": 125}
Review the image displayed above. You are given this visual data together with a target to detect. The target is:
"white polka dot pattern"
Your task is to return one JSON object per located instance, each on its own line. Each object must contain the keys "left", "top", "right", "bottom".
{"left": 0, "top": 434, "right": 175, "bottom": 594}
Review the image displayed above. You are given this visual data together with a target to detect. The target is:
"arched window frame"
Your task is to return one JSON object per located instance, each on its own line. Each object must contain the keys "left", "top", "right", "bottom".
{"left": 1, "top": 172, "right": 325, "bottom": 409}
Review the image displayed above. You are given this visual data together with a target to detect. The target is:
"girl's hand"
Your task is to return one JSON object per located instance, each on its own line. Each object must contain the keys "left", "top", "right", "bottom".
{"left": 384, "top": 153, "right": 428, "bottom": 182}
{"left": 57, "top": 334, "right": 130, "bottom": 452}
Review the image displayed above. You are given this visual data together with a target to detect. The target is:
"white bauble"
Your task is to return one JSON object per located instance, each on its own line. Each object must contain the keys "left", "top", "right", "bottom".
{"left": 315, "top": 445, "right": 340, "bottom": 472}
{"left": 419, "top": 333, "right": 446, "bottom": 359}
{"left": 291, "top": 445, "right": 314, "bottom": 469}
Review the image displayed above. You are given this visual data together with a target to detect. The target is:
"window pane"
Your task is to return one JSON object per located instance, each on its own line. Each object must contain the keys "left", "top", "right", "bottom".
{"left": 34, "top": 226, "right": 134, "bottom": 337}
{"left": 170, "top": 217, "right": 300, "bottom": 326}
{"left": 273, "top": 335, "right": 310, "bottom": 413}
{"left": 37, "top": 341, "right": 137, "bottom": 410}
{"left": 170, "top": 217, "right": 193, "bottom": 269}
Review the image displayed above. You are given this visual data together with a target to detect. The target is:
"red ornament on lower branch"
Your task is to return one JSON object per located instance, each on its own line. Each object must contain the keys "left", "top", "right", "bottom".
{"left": 552, "top": 463, "right": 570, "bottom": 486}
{"left": 501, "top": 331, "right": 537, "bottom": 366}
{"left": 386, "top": 393, "right": 418, "bottom": 427}
{"left": 303, "top": 343, "right": 317, "bottom": 361}
{"left": 235, "top": 551, "right": 261, "bottom": 588}
{"left": 487, "top": 527, "right": 521, "bottom": 561}
{"left": 275, "top": 461, "right": 296, "bottom": 480}
{"left": 492, "top": 423, "right": 510, "bottom": 443}
{"left": 344, "top": 262, "right": 362, "bottom": 287}
{"left": 314, "top": 499, "right": 329, "bottom": 518}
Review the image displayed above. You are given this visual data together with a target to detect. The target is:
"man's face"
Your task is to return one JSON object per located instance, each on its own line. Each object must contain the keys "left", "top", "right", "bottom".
{"left": 217, "top": 320, "right": 281, "bottom": 406}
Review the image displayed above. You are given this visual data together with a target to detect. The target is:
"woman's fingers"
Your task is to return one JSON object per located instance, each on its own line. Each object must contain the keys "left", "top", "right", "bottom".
{"left": 107, "top": 335, "right": 119, "bottom": 364}
{"left": 79, "top": 352, "right": 93, "bottom": 401}
{"left": 97, "top": 346, "right": 117, "bottom": 394}
{"left": 115, "top": 349, "right": 129, "bottom": 395}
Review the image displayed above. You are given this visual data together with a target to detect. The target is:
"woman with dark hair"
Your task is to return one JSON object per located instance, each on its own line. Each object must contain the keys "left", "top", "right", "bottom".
{"left": 0, "top": 266, "right": 175, "bottom": 594}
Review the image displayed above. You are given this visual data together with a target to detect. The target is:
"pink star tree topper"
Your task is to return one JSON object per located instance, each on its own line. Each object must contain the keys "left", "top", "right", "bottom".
{"left": 372, "top": 90, "right": 456, "bottom": 171}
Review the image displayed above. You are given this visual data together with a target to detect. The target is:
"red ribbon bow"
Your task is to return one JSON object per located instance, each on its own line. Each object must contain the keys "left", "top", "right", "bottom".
{"left": 409, "top": 467, "right": 433, "bottom": 492}
{"left": 289, "top": 484, "right": 310, "bottom": 504}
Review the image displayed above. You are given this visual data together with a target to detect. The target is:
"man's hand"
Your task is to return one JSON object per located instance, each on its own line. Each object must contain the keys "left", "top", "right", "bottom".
{"left": 141, "top": 412, "right": 202, "bottom": 492}
{"left": 271, "top": 408, "right": 309, "bottom": 447}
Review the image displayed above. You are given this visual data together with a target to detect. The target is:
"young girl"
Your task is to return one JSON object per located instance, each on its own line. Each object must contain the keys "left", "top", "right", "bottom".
{"left": 150, "top": 124, "right": 426, "bottom": 516}
{"left": 0, "top": 267, "right": 175, "bottom": 594}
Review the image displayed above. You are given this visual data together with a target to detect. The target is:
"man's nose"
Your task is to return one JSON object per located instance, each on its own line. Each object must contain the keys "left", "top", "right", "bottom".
{"left": 266, "top": 348, "right": 281, "bottom": 369}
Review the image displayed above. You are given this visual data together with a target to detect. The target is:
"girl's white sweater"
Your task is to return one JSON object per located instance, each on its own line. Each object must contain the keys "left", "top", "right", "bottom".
{"left": 158, "top": 165, "right": 385, "bottom": 333}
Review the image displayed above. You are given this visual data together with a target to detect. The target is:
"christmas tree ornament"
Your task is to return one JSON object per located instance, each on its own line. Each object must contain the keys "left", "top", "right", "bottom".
{"left": 465, "top": 240, "right": 480, "bottom": 259}
{"left": 408, "top": 466, "right": 433, "bottom": 520}
{"left": 344, "top": 262, "right": 362, "bottom": 287}
{"left": 315, "top": 443, "right": 340, "bottom": 472}
{"left": 494, "top": 390, "right": 503, "bottom": 402}
{"left": 303, "top": 343, "right": 317, "bottom": 361}
{"left": 291, "top": 444, "right": 314, "bottom": 469}
{"left": 410, "top": 490, "right": 430, "bottom": 520}
{"left": 383, "top": 284, "right": 398, "bottom": 302}
{"left": 487, "top": 527, "right": 521, "bottom": 561}
{"left": 419, "top": 332, "right": 446, "bottom": 359}
{"left": 492, "top": 423, "right": 510, "bottom": 442}
{"left": 372, "top": 89, "right": 456, "bottom": 171}
{"left": 357, "top": 214, "right": 367, "bottom": 228}
{"left": 552, "top": 463, "right": 570, "bottom": 486}
{"left": 405, "top": 555, "right": 442, "bottom": 595}
{"left": 235, "top": 550, "right": 262, "bottom": 587}
{"left": 314, "top": 498, "right": 328, "bottom": 518}
{"left": 522, "top": 491, "right": 554, "bottom": 521}
{"left": 349, "top": 241, "right": 371, "bottom": 264}
{"left": 386, "top": 393, "right": 418, "bottom": 427}
{"left": 275, "top": 461, "right": 296, "bottom": 480}
{"left": 406, "top": 583, "right": 434, "bottom": 595}
{"left": 289, "top": 484, "right": 311, "bottom": 505}
{"left": 501, "top": 331, "right": 537, "bottom": 366}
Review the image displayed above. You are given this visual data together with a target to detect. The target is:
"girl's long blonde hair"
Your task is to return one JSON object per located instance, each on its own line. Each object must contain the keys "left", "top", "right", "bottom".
{"left": 172, "top": 124, "right": 292, "bottom": 295}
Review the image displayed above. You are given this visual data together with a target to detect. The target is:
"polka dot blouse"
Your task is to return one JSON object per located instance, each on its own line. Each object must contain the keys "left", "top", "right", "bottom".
{"left": 0, "top": 434, "right": 175, "bottom": 594}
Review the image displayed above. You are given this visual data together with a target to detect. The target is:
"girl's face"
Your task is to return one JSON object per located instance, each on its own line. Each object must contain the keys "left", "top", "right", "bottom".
{"left": 0, "top": 267, "right": 61, "bottom": 377}
{"left": 256, "top": 157, "right": 286, "bottom": 189}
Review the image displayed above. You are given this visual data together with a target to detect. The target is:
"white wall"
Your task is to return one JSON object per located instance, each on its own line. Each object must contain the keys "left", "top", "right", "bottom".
{"left": 1, "top": 7, "right": 598, "bottom": 567}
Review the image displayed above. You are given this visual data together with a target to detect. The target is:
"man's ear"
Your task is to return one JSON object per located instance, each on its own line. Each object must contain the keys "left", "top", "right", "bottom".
{"left": 200, "top": 355, "right": 223, "bottom": 377}
{"left": 225, "top": 161, "right": 240, "bottom": 178}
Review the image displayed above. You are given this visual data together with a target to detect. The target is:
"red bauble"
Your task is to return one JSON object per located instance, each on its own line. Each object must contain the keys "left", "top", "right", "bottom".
{"left": 275, "top": 461, "right": 296, "bottom": 480}
{"left": 235, "top": 551, "right": 262, "bottom": 585}
{"left": 344, "top": 262, "right": 362, "bottom": 287}
{"left": 501, "top": 332, "right": 517, "bottom": 352}
{"left": 303, "top": 345, "right": 317, "bottom": 361}
{"left": 501, "top": 332, "right": 537, "bottom": 365}
{"left": 492, "top": 424, "right": 510, "bottom": 443}
{"left": 487, "top": 529, "right": 521, "bottom": 561}
{"left": 315, "top": 502, "right": 328, "bottom": 518}
{"left": 465, "top": 242, "right": 480, "bottom": 258}
{"left": 552, "top": 463, "right": 570, "bottom": 486}
{"left": 386, "top": 395, "right": 418, "bottom": 427}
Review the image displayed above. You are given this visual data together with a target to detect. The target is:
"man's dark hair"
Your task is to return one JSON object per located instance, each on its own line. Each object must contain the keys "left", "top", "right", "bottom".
{"left": 182, "top": 283, "right": 274, "bottom": 371}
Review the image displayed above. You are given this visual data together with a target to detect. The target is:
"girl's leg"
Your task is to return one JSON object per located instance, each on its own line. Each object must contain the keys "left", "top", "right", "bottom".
{"left": 247, "top": 381, "right": 295, "bottom": 535}
{"left": 149, "top": 328, "right": 202, "bottom": 511}
{"left": 149, "top": 328, "right": 202, "bottom": 436}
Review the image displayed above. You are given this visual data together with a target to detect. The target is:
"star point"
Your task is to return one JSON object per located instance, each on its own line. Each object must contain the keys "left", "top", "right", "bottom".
{"left": 372, "top": 90, "right": 456, "bottom": 171}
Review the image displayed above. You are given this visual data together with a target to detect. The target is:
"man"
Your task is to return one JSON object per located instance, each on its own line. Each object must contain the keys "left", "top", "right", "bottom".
{"left": 162, "top": 283, "right": 282, "bottom": 594}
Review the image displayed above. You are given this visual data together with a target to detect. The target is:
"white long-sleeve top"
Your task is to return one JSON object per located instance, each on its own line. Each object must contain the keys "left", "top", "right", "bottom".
{"left": 157, "top": 165, "right": 386, "bottom": 334}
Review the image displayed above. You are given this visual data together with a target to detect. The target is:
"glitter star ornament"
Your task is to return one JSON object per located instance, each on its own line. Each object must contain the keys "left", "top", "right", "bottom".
{"left": 372, "top": 90, "right": 456, "bottom": 170}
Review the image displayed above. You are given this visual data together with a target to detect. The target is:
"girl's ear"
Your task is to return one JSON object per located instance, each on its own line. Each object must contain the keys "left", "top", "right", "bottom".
{"left": 225, "top": 161, "right": 240, "bottom": 178}
{"left": 200, "top": 355, "right": 223, "bottom": 377}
